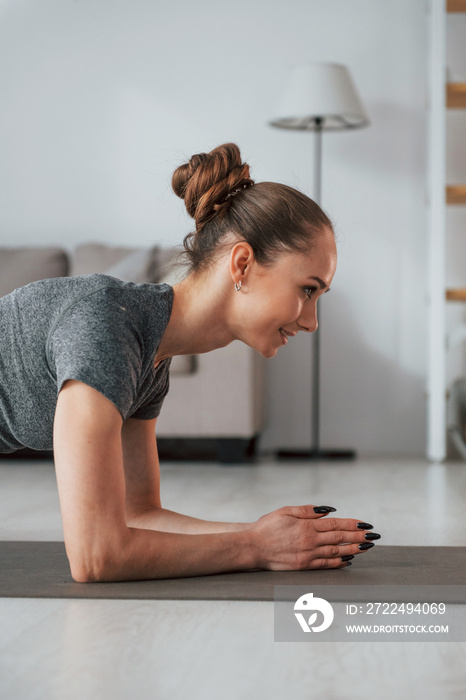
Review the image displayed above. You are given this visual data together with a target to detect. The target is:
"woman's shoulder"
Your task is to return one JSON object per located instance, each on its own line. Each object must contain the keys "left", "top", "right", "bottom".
{"left": 48, "top": 274, "right": 174, "bottom": 338}
{"left": 9, "top": 272, "right": 172, "bottom": 306}
{"left": 4, "top": 272, "right": 119, "bottom": 302}
{"left": 72, "top": 274, "right": 174, "bottom": 316}
{"left": 66, "top": 273, "right": 173, "bottom": 298}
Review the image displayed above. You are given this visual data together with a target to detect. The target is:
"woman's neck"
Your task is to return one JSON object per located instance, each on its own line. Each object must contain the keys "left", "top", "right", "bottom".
{"left": 155, "top": 270, "right": 236, "bottom": 362}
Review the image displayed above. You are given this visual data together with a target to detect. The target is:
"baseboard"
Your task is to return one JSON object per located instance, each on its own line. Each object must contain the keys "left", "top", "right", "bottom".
{"left": 157, "top": 437, "right": 258, "bottom": 463}
{"left": 0, "top": 448, "right": 54, "bottom": 460}
{"left": 0, "top": 437, "right": 259, "bottom": 464}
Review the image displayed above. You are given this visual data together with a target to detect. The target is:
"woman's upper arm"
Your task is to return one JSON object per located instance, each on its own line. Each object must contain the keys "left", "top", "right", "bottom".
{"left": 53, "top": 379, "right": 127, "bottom": 582}
{"left": 121, "top": 415, "right": 161, "bottom": 521}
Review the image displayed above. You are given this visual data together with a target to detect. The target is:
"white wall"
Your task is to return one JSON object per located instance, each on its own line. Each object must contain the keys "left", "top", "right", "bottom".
{"left": 0, "top": 0, "right": 431, "bottom": 456}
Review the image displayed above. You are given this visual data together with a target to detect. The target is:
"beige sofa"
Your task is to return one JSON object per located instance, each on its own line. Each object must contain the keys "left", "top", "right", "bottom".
{"left": 0, "top": 244, "right": 265, "bottom": 462}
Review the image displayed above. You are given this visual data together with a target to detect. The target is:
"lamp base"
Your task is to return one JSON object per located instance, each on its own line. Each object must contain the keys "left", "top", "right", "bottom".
{"left": 276, "top": 448, "right": 356, "bottom": 461}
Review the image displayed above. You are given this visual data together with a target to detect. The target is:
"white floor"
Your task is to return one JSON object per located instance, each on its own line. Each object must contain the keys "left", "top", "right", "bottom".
{"left": 1, "top": 456, "right": 466, "bottom": 700}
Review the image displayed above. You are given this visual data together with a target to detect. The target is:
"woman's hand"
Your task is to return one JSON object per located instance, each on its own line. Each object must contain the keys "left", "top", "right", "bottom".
{"left": 248, "top": 504, "right": 379, "bottom": 571}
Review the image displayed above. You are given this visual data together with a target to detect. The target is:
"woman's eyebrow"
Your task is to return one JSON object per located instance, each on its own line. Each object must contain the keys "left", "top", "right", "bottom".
{"left": 307, "top": 275, "right": 330, "bottom": 291}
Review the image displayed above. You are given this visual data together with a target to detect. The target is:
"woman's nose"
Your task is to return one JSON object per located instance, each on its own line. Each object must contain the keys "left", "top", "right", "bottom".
{"left": 297, "top": 303, "right": 318, "bottom": 333}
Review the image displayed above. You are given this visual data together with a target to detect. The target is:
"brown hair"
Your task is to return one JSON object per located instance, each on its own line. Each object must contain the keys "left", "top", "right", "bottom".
{"left": 172, "top": 142, "right": 333, "bottom": 274}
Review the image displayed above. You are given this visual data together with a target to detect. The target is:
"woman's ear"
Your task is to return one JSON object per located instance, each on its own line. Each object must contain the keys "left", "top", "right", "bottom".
{"left": 229, "top": 241, "right": 255, "bottom": 285}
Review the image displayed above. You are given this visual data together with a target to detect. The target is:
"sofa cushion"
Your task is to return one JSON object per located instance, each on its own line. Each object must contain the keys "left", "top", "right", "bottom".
{"left": 103, "top": 247, "right": 160, "bottom": 283}
{"left": 0, "top": 247, "right": 69, "bottom": 298}
{"left": 70, "top": 243, "right": 182, "bottom": 285}
{"left": 70, "top": 243, "right": 153, "bottom": 278}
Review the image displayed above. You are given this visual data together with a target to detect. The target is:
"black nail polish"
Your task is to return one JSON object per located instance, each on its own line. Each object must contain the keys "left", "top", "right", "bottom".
{"left": 313, "top": 506, "right": 337, "bottom": 513}
{"left": 365, "top": 532, "right": 381, "bottom": 541}
{"left": 359, "top": 542, "right": 375, "bottom": 551}
{"left": 341, "top": 555, "right": 354, "bottom": 562}
{"left": 345, "top": 561, "right": 352, "bottom": 566}
{"left": 357, "top": 522, "right": 373, "bottom": 530}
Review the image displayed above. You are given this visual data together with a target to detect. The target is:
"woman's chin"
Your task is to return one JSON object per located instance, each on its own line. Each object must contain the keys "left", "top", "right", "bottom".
{"left": 239, "top": 336, "right": 280, "bottom": 358}
{"left": 259, "top": 345, "right": 279, "bottom": 359}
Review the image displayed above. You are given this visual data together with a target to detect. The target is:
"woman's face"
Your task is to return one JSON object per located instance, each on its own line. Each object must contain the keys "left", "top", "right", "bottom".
{"left": 232, "top": 227, "right": 337, "bottom": 358}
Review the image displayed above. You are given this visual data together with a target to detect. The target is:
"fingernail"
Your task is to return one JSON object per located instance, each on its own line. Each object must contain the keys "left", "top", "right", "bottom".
{"left": 313, "top": 506, "right": 337, "bottom": 513}
{"left": 341, "top": 555, "right": 354, "bottom": 562}
{"left": 357, "top": 522, "right": 373, "bottom": 530}
{"left": 345, "top": 561, "right": 352, "bottom": 566}
{"left": 359, "top": 542, "right": 375, "bottom": 551}
{"left": 365, "top": 532, "right": 381, "bottom": 541}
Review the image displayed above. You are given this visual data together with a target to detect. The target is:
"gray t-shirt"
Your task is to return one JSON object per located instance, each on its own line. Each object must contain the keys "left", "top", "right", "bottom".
{"left": 0, "top": 274, "right": 174, "bottom": 453}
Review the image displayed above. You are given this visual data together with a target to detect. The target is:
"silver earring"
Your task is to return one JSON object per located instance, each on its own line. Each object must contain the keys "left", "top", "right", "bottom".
{"left": 235, "top": 281, "right": 242, "bottom": 292}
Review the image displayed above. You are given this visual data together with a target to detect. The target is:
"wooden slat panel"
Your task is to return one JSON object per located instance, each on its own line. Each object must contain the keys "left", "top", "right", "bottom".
{"left": 447, "top": 0, "right": 466, "bottom": 12}
{"left": 446, "top": 185, "right": 466, "bottom": 204}
{"left": 446, "top": 83, "right": 466, "bottom": 108}
{"left": 447, "top": 289, "right": 466, "bottom": 301}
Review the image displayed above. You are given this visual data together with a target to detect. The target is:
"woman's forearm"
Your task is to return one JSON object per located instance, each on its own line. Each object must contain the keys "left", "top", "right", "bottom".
{"left": 126, "top": 506, "right": 252, "bottom": 534}
{"left": 78, "top": 525, "right": 256, "bottom": 582}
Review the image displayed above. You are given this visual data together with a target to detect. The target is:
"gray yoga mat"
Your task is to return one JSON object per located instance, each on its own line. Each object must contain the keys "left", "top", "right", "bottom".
{"left": 1, "top": 541, "right": 466, "bottom": 601}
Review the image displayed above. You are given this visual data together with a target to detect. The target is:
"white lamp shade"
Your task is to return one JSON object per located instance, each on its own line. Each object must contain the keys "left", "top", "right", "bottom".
{"left": 269, "top": 62, "right": 370, "bottom": 131}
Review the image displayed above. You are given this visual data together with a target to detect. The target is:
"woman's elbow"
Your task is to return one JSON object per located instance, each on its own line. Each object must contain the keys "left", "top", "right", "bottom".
{"left": 69, "top": 556, "right": 106, "bottom": 583}
{"left": 67, "top": 541, "right": 119, "bottom": 583}
{"left": 70, "top": 564, "right": 96, "bottom": 584}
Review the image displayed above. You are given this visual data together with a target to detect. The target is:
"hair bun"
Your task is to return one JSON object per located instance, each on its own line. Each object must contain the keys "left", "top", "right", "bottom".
{"left": 172, "top": 143, "right": 254, "bottom": 231}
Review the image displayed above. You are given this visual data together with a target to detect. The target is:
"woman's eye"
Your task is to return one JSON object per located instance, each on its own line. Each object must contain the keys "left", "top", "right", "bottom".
{"left": 304, "top": 287, "right": 317, "bottom": 300}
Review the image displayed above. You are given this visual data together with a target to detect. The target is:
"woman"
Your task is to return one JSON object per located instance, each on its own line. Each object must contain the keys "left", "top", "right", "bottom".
{"left": 0, "top": 143, "right": 379, "bottom": 582}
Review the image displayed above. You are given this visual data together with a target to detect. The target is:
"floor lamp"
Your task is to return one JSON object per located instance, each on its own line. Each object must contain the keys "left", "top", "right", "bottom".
{"left": 269, "top": 62, "right": 370, "bottom": 460}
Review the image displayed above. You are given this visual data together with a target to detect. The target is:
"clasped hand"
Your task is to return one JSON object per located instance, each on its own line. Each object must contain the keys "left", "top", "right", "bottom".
{"left": 249, "top": 504, "right": 380, "bottom": 571}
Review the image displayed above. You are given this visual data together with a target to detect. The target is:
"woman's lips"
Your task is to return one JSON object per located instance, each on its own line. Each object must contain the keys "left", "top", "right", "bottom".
{"left": 279, "top": 328, "right": 295, "bottom": 344}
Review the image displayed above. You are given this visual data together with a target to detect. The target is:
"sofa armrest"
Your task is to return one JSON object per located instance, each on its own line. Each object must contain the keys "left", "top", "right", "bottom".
{"left": 0, "top": 247, "right": 69, "bottom": 298}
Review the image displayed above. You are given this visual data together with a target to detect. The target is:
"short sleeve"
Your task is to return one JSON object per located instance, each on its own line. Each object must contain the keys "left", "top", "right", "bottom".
{"left": 47, "top": 290, "right": 144, "bottom": 420}
{"left": 129, "top": 357, "right": 172, "bottom": 420}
